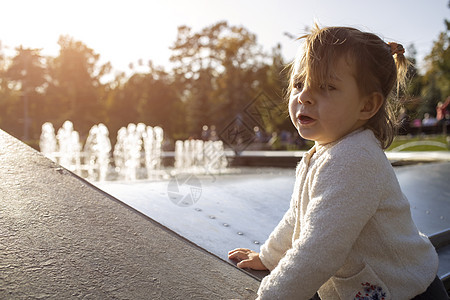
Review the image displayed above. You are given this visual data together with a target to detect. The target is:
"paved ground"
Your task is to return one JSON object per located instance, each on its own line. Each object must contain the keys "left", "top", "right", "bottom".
{"left": 0, "top": 130, "right": 260, "bottom": 299}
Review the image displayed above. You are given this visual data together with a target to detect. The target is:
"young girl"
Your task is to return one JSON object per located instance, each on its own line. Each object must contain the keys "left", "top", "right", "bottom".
{"left": 228, "top": 25, "right": 448, "bottom": 299}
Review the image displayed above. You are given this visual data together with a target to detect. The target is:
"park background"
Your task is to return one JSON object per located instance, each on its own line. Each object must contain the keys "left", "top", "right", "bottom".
{"left": 0, "top": 0, "right": 449, "bottom": 151}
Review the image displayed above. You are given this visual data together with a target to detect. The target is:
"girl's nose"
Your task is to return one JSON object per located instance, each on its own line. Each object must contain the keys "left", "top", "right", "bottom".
{"left": 298, "top": 86, "right": 314, "bottom": 105}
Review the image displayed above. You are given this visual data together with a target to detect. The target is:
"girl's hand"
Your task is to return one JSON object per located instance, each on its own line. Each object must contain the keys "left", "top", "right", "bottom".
{"left": 228, "top": 248, "right": 268, "bottom": 270}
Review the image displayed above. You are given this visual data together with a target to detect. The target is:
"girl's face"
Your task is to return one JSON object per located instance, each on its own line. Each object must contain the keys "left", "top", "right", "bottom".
{"left": 289, "top": 57, "right": 368, "bottom": 146}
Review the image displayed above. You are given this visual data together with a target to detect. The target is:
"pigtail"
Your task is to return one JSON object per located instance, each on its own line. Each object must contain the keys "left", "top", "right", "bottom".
{"left": 388, "top": 42, "right": 410, "bottom": 95}
{"left": 377, "top": 42, "right": 411, "bottom": 149}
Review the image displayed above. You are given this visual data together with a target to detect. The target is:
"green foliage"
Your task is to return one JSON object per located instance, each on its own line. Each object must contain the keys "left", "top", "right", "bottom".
{"left": 418, "top": 18, "right": 450, "bottom": 118}
{"left": 170, "top": 21, "right": 287, "bottom": 137}
{"left": 2, "top": 46, "right": 46, "bottom": 140}
{"left": 5, "top": 46, "right": 46, "bottom": 90}
{"left": 387, "top": 135, "right": 449, "bottom": 152}
{"left": 397, "top": 15, "right": 450, "bottom": 125}
{"left": 45, "top": 36, "right": 111, "bottom": 136}
{"left": 105, "top": 65, "right": 185, "bottom": 143}
{"left": 424, "top": 27, "right": 450, "bottom": 99}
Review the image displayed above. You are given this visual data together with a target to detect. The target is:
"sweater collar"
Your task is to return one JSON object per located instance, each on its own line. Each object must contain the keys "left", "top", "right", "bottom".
{"left": 304, "top": 128, "right": 367, "bottom": 161}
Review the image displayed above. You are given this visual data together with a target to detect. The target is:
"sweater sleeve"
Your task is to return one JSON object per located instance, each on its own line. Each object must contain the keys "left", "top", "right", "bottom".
{"left": 259, "top": 204, "right": 295, "bottom": 271}
{"left": 258, "top": 149, "right": 382, "bottom": 299}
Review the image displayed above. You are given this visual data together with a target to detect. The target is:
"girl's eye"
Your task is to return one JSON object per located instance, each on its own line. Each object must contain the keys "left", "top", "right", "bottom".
{"left": 320, "top": 84, "right": 336, "bottom": 91}
{"left": 293, "top": 80, "right": 304, "bottom": 90}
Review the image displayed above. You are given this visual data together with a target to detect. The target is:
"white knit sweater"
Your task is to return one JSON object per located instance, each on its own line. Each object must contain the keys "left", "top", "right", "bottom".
{"left": 258, "top": 129, "right": 438, "bottom": 300}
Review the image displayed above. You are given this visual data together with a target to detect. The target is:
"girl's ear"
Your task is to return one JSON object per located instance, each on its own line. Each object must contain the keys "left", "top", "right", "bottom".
{"left": 360, "top": 92, "right": 383, "bottom": 120}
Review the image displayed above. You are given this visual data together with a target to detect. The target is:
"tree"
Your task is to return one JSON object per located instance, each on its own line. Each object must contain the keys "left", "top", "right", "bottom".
{"left": 250, "top": 43, "right": 290, "bottom": 133}
{"left": 405, "top": 44, "right": 422, "bottom": 98}
{"left": 105, "top": 73, "right": 141, "bottom": 141}
{"left": 170, "top": 23, "right": 221, "bottom": 135}
{"left": 396, "top": 43, "right": 423, "bottom": 120}
{"left": 170, "top": 21, "right": 280, "bottom": 136}
{"left": 0, "top": 41, "right": 8, "bottom": 126}
{"left": 46, "top": 35, "right": 111, "bottom": 137}
{"left": 420, "top": 19, "right": 450, "bottom": 117}
{"left": 136, "top": 65, "right": 185, "bottom": 139}
{"left": 3, "top": 46, "right": 46, "bottom": 141}
{"left": 106, "top": 62, "right": 186, "bottom": 143}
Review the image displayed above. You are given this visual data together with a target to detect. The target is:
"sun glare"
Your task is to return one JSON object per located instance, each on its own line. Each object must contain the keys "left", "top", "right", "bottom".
{"left": 2, "top": 1, "right": 178, "bottom": 72}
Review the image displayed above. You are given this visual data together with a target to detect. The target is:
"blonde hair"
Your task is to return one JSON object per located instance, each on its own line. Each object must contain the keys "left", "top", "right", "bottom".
{"left": 288, "top": 25, "right": 409, "bottom": 149}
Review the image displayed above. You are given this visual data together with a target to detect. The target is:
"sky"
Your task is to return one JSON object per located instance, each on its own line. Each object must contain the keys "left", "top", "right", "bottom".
{"left": 0, "top": 0, "right": 448, "bottom": 78}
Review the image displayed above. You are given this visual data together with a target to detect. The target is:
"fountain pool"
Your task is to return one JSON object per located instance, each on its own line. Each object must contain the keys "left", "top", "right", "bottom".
{"left": 95, "top": 162, "right": 450, "bottom": 281}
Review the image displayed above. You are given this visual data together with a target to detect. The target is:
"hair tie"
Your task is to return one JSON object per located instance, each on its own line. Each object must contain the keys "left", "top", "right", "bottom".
{"left": 387, "top": 42, "right": 405, "bottom": 56}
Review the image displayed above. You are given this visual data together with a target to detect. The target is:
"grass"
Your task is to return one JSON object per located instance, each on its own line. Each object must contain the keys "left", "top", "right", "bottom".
{"left": 286, "top": 134, "right": 449, "bottom": 152}
{"left": 387, "top": 134, "right": 449, "bottom": 152}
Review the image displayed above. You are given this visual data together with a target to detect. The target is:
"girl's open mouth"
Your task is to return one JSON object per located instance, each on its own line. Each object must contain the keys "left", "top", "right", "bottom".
{"left": 299, "top": 115, "right": 315, "bottom": 125}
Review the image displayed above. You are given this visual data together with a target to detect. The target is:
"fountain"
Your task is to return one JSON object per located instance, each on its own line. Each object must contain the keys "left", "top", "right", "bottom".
{"left": 83, "top": 123, "right": 112, "bottom": 181}
{"left": 173, "top": 139, "right": 228, "bottom": 175}
{"left": 49, "top": 121, "right": 82, "bottom": 175}
{"left": 112, "top": 123, "right": 165, "bottom": 181}
{"left": 114, "top": 123, "right": 141, "bottom": 181}
{"left": 40, "top": 121, "right": 169, "bottom": 181}
{"left": 144, "top": 125, "right": 164, "bottom": 178}
{"left": 39, "top": 122, "right": 57, "bottom": 161}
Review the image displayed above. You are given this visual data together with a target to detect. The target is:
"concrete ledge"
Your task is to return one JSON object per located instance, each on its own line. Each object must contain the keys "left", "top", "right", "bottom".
{"left": 0, "top": 130, "right": 259, "bottom": 299}
{"left": 163, "top": 149, "right": 450, "bottom": 169}
{"left": 227, "top": 150, "right": 450, "bottom": 168}
{"left": 386, "top": 151, "right": 450, "bottom": 164}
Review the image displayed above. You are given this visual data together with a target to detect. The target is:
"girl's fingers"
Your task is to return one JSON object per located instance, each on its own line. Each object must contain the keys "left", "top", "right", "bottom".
{"left": 228, "top": 251, "right": 248, "bottom": 260}
{"left": 228, "top": 248, "right": 251, "bottom": 259}
{"left": 237, "top": 259, "right": 251, "bottom": 269}
{"left": 228, "top": 248, "right": 250, "bottom": 255}
{"left": 228, "top": 249, "right": 252, "bottom": 260}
